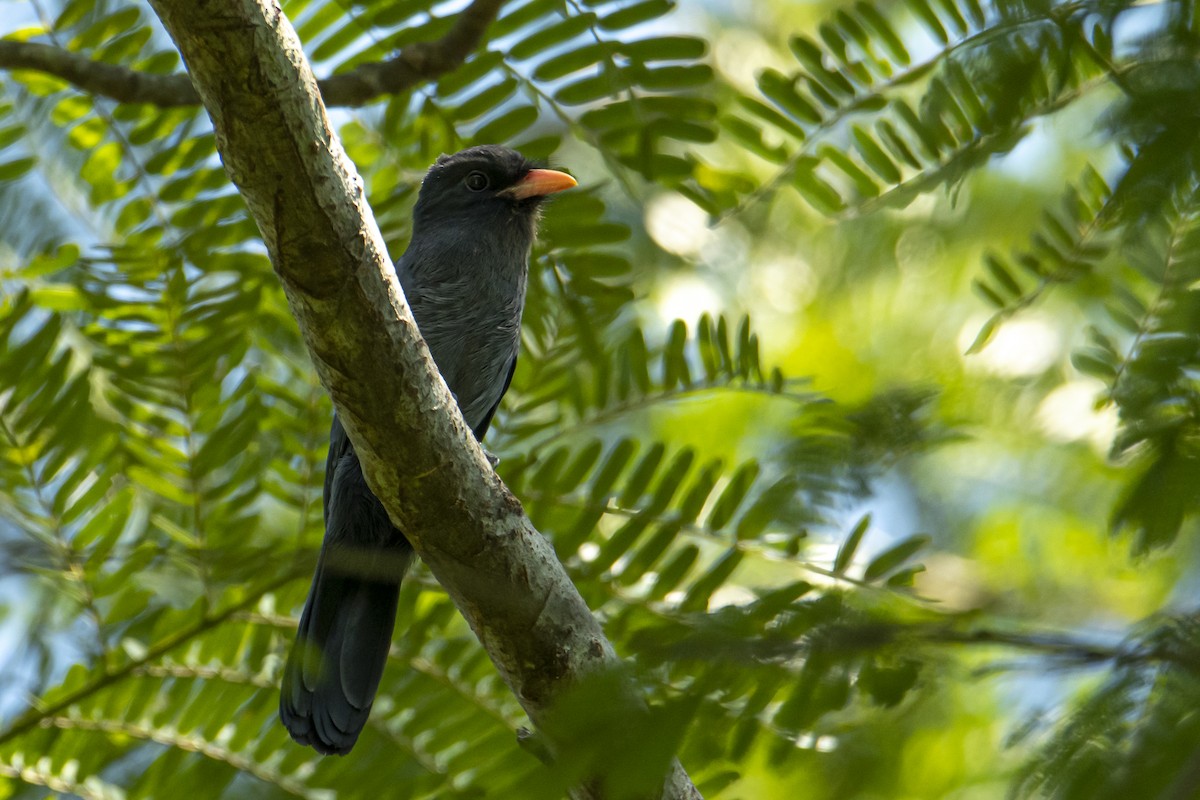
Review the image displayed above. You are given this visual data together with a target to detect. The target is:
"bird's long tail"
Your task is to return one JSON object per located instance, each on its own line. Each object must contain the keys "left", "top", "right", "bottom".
{"left": 279, "top": 544, "right": 410, "bottom": 755}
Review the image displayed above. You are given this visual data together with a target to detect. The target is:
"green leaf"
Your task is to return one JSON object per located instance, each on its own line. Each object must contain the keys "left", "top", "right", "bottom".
{"left": 965, "top": 314, "right": 1002, "bottom": 354}
{"left": 908, "top": 0, "right": 949, "bottom": 44}
{"left": 662, "top": 319, "right": 691, "bottom": 389}
{"left": 618, "top": 442, "right": 667, "bottom": 508}
{"left": 55, "top": 0, "right": 96, "bottom": 29}
{"left": 600, "top": 0, "right": 673, "bottom": 30}
{"left": 858, "top": 659, "right": 921, "bottom": 707}
{"left": 679, "top": 547, "right": 743, "bottom": 611}
{"left": 437, "top": 51, "right": 505, "bottom": 96}
{"left": 834, "top": 514, "right": 871, "bottom": 574}
{"left": 0, "top": 156, "right": 36, "bottom": 181}
{"left": 452, "top": 78, "right": 519, "bottom": 121}
{"left": 475, "top": 105, "right": 539, "bottom": 142}
{"left": 973, "top": 279, "right": 1006, "bottom": 308}
{"left": 649, "top": 545, "right": 698, "bottom": 599}
{"left": 1071, "top": 350, "right": 1117, "bottom": 380}
{"left": 556, "top": 74, "right": 617, "bottom": 106}
{"left": 635, "top": 64, "right": 713, "bottom": 91}
{"left": 759, "top": 69, "right": 823, "bottom": 125}
{"left": 678, "top": 459, "right": 723, "bottom": 524}
{"left": 863, "top": 534, "right": 930, "bottom": 581}
{"left": 621, "top": 36, "right": 707, "bottom": 62}
{"left": 855, "top": 2, "right": 910, "bottom": 65}
{"left": 822, "top": 146, "right": 880, "bottom": 198}
{"left": 646, "top": 447, "right": 695, "bottom": 513}
{"left": 534, "top": 43, "right": 608, "bottom": 81}
{"left": 793, "top": 160, "right": 846, "bottom": 214}
{"left": 588, "top": 439, "right": 638, "bottom": 502}
{"left": 28, "top": 285, "right": 86, "bottom": 311}
{"left": 736, "top": 477, "right": 799, "bottom": 542}
{"left": 127, "top": 464, "right": 190, "bottom": 505}
{"left": 511, "top": 15, "right": 594, "bottom": 61}
{"left": 706, "top": 461, "right": 760, "bottom": 531}
{"left": 739, "top": 97, "right": 808, "bottom": 141}
{"left": 984, "top": 254, "right": 1023, "bottom": 297}
{"left": 853, "top": 126, "right": 902, "bottom": 183}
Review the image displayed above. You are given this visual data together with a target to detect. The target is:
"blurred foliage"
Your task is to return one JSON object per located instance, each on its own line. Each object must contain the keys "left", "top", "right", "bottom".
{"left": 0, "top": 0, "right": 1198, "bottom": 798}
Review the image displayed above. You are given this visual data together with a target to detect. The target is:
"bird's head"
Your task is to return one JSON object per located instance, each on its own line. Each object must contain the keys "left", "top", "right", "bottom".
{"left": 411, "top": 145, "right": 576, "bottom": 242}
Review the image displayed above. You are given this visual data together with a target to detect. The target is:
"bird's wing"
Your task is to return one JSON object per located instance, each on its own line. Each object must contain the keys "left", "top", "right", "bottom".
{"left": 324, "top": 415, "right": 354, "bottom": 526}
{"left": 471, "top": 354, "right": 517, "bottom": 442}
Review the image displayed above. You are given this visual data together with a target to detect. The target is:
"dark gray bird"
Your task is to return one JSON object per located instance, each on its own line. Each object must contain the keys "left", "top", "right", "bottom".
{"left": 279, "top": 146, "right": 576, "bottom": 755}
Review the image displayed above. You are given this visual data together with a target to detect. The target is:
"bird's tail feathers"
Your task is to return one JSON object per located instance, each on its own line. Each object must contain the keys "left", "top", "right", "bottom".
{"left": 279, "top": 544, "right": 411, "bottom": 755}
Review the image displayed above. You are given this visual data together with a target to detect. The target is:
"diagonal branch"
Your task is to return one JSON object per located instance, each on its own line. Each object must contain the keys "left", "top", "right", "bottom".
{"left": 0, "top": 0, "right": 502, "bottom": 108}
{"left": 0, "top": 565, "right": 307, "bottom": 748}
{"left": 46, "top": 717, "right": 319, "bottom": 799}
{"left": 140, "top": 0, "right": 700, "bottom": 798}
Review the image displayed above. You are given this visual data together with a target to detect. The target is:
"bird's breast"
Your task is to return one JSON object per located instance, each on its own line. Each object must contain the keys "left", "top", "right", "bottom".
{"left": 401, "top": 277, "right": 525, "bottom": 431}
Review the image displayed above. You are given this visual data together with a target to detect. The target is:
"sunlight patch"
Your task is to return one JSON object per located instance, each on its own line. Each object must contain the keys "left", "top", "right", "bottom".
{"left": 1037, "top": 380, "right": 1118, "bottom": 452}
{"left": 959, "top": 315, "right": 1062, "bottom": 377}
{"left": 645, "top": 193, "right": 713, "bottom": 257}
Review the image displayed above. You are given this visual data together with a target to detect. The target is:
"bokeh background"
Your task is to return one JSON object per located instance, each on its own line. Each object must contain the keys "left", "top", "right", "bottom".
{"left": 1, "top": 0, "right": 1198, "bottom": 797}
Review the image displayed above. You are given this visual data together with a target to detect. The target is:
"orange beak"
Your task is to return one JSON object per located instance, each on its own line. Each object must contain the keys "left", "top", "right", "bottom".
{"left": 506, "top": 168, "right": 577, "bottom": 200}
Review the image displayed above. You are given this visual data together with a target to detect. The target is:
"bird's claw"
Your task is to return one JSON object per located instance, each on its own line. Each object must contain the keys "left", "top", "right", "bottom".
{"left": 484, "top": 449, "right": 500, "bottom": 468}
{"left": 516, "top": 727, "right": 554, "bottom": 765}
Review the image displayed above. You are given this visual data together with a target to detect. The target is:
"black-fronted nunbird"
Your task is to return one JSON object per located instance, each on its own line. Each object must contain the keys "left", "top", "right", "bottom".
{"left": 279, "top": 146, "right": 576, "bottom": 755}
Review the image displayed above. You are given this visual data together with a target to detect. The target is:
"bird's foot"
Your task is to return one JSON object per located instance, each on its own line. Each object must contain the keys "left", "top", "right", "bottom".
{"left": 516, "top": 727, "right": 554, "bottom": 765}
{"left": 484, "top": 449, "right": 500, "bottom": 468}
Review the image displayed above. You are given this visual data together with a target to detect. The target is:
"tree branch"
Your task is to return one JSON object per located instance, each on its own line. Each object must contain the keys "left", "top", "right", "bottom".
{"left": 140, "top": 0, "right": 700, "bottom": 797}
{"left": 0, "top": 565, "right": 307, "bottom": 748}
{"left": 922, "top": 625, "right": 1195, "bottom": 669}
{"left": 0, "top": 0, "right": 503, "bottom": 108}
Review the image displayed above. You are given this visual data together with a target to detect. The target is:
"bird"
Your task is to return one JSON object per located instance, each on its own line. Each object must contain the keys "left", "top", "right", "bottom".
{"left": 279, "top": 145, "right": 576, "bottom": 755}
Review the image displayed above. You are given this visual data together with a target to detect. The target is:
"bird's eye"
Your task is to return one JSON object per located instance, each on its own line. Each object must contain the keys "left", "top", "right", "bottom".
{"left": 465, "top": 171, "right": 490, "bottom": 192}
